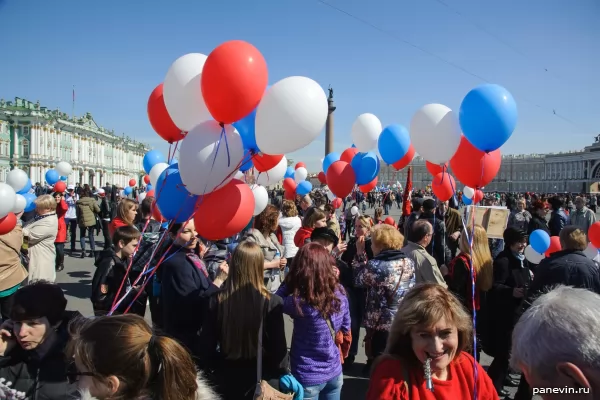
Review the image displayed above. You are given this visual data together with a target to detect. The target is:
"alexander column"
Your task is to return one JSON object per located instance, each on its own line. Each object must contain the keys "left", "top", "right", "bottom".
{"left": 325, "top": 86, "right": 335, "bottom": 156}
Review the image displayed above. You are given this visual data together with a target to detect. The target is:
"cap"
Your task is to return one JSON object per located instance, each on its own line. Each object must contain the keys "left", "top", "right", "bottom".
{"left": 423, "top": 198, "right": 436, "bottom": 211}
{"left": 310, "top": 227, "right": 339, "bottom": 247}
{"left": 67, "top": 185, "right": 75, "bottom": 190}
{"left": 97, "top": 188, "right": 105, "bottom": 196}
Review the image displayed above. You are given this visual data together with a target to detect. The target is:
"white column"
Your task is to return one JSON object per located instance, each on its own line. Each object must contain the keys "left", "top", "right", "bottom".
{"left": 12, "top": 125, "right": 19, "bottom": 157}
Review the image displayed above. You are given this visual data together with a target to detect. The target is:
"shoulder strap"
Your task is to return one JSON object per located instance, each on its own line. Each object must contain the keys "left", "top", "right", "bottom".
{"left": 256, "top": 298, "right": 268, "bottom": 384}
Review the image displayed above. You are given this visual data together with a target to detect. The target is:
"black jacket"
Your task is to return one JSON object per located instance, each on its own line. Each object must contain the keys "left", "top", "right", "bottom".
{"left": 161, "top": 248, "right": 220, "bottom": 352}
{"left": 0, "top": 311, "right": 81, "bottom": 400}
{"left": 527, "top": 215, "right": 550, "bottom": 236}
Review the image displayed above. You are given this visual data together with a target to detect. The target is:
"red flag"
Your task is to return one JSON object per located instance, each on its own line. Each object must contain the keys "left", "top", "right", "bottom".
{"left": 402, "top": 166, "right": 413, "bottom": 216}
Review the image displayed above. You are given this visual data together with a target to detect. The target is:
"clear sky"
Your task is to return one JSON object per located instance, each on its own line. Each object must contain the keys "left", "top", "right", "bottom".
{"left": 1, "top": 0, "right": 598, "bottom": 172}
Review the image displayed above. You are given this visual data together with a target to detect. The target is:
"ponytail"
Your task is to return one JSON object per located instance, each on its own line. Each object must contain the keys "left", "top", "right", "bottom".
{"left": 150, "top": 335, "right": 198, "bottom": 400}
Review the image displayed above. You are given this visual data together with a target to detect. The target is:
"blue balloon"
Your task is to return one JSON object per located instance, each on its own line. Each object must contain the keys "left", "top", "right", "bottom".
{"left": 239, "top": 150, "right": 254, "bottom": 172}
{"left": 296, "top": 181, "right": 312, "bottom": 196}
{"left": 233, "top": 108, "right": 259, "bottom": 152}
{"left": 378, "top": 124, "right": 411, "bottom": 164}
{"left": 143, "top": 150, "right": 166, "bottom": 174}
{"left": 351, "top": 152, "right": 380, "bottom": 185}
{"left": 459, "top": 84, "right": 518, "bottom": 152}
{"left": 60, "top": 176, "right": 67, "bottom": 181}
{"left": 17, "top": 179, "right": 32, "bottom": 195}
{"left": 155, "top": 166, "right": 199, "bottom": 223}
{"left": 284, "top": 167, "right": 295, "bottom": 180}
{"left": 169, "top": 158, "right": 178, "bottom": 166}
{"left": 322, "top": 152, "right": 341, "bottom": 175}
{"left": 23, "top": 193, "right": 37, "bottom": 212}
{"left": 146, "top": 184, "right": 153, "bottom": 192}
{"left": 462, "top": 195, "right": 472, "bottom": 205}
{"left": 530, "top": 229, "right": 551, "bottom": 254}
{"left": 124, "top": 186, "right": 133, "bottom": 195}
{"left": 45, "top": 169, "right": 59, "bottom": 185}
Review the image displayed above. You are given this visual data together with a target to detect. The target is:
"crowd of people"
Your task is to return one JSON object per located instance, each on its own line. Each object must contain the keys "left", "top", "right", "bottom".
{"left": 0, "top": 183, "right": 599, "bottom": 400}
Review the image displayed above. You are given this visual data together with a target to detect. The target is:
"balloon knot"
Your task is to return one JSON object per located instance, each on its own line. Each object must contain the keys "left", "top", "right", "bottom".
{"left": 219, "top": 122, "right": 225, "bottom": 129}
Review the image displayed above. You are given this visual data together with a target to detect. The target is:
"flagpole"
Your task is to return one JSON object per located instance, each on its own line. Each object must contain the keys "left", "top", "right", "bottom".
{"left": 72, "top": 85, "right": 75, "bottom": 118}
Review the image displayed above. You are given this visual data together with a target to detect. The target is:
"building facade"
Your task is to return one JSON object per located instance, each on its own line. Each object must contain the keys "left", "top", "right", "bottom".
{"left": 379, "top": 136, "right": 600, "bottom": 193}
{"left": 0, "top": 97, "right": 148, "bottom": 188}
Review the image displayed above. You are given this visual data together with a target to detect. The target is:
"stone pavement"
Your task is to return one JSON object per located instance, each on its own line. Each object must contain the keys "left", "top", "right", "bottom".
{"left": 56, "top": 228, "right": 534, "bottom": 400}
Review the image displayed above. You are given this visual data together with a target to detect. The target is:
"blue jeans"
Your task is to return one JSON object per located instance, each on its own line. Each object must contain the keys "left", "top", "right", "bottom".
{"left": 303, "top": 373, "right": 343, "bottom": 400}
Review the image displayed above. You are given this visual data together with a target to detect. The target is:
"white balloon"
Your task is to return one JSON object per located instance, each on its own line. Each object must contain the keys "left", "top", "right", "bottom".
{"left": 255, "top": 76, "right": 328, "bottom": 154}
{"left": 149, "top": 163, "right": 169, "bottom": 188}
{"left": 410, "top": 104, "right": 461, "bottom": 164}
{"left": 11, "top": 194, "right": 26, "bottom": 214}
{"left": 584, "top": 242, "right": 598, "bottom": 259}
{"left": 0, "top": 183, "right": 16, "bottom": 219}
{"left": 350, "top": 206, "right": 359, "bottom": 216}
{"left": 138, "top": 192, "right": 147, "bottom": 203}
{"left": 234, "top": 171, "right": 245, "bottom": 180}
{"left": 6, "top": 169, "right": 28, "bottom": 192}
{"left": 351, "top": 113, "right": 382, "bottom": 152}
{"left": 256, "top": 156, "right": 288, "bottom": 186}
{"left": 294, "top": 167, "right": 308, "bottom": 183}
{"left": 463, "top": 186, "right": 475, "bottom": 199}
{"left": 250, "top": 185, "right": 269, "bottom": 216}
{"left": 325, "top": 189, "right": 336, "bottom": 201}
{"left": 524, "top": 245, "right": 545, "bottom": 264}
{"left": 56, "top": 161, "right": 73, "bottom": 176}
{"left": 178, "top": 121, "right": 244, "bottom": 195}
{"left": 163, "top": 53, "right": 212, "bottom": 132}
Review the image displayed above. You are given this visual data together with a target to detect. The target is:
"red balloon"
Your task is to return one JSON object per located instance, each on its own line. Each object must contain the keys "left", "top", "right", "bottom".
{"left": 545, "top": 236, "right": 562, "bottom": 257}
{"left": 0, "top": 213, "right": 16, "bottom": 235}
{"left": 295, "top": 162, "right": 306, "bottom": 170}
{"left": 426, "top": 161, "right": 447, "bottom": 176}
{"left": 392, "top": 145, "right": 415, "bottom": 170}
{"left": 129, "top": 179, "right": 136, "bottom": 187}
{"left": 472, "top": 190, "right": 484, "bottom": 203}
{"left": 589, "top": 222, "right": 600, "bottom": 248}
{"left": 331, "top": 198, "right": 343, "bottom": 209}
{"left": 326, "top": 161, "right": 356, "bottom": 199}
{"left": 450, "top": 136, "right": 501, "bottom": 188}
{"left": 340, "top": 148, "right": 359, "bottom": 164}
{"left": 151, "top": 200, "right": 167, "bottom": 223}
{"left": 284, "top": 190, "right": 296, "bottom": 201}
{"left": 317, "top": 172, "right": 327, "bottom": 184}
{"left": 143, "top": 175, "right": 150, "bottom": 185}
{"left": 147, "top": 83, "right": 183, "bottom": 143}
{"left": 201, "top": 41, "right": 268, "bottom": 124}
{"left": 53, "top": 181, "right": 67, "bottom": 193}
{"left": 194, "top": 179, "right": 254, "bottom": 240}
{"left": 146, "top": 190, "right": 155, "bottom": 198}
{"left": 253, "top": 153, "right": 283, "bottom": 172}
{"left": 431, "top": 172, "right": 456, "bottom": 202}
{"left": 359, "top": 177, "right": 378, "bottom": 193}
{"left": 283, "top": 178, "right": 297, "bottom": 192}
{"left": 384, "top": 216, "right": 396, "bottom": 227}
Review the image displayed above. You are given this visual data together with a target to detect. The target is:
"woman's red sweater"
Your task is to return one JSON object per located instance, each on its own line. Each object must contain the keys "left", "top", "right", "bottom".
{"left": 367, "top": 352, "right": 499, "bottom": 400}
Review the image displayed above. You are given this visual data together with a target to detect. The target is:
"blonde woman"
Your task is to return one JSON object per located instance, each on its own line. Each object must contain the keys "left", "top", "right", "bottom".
{"left": 367, "top": 284, "right": 497, "bottom": 399}
{"left": 446, "top": 224, "right": 493, "bottom": 361}
{"left": 198, "top": 241, "right": 290, "bottom": 399}
{"left": 354, "top": 224, "right": 416, "bottom": 370}
{"left": 23, "top": 195, "right": 59, "bottom": 282}
{"left": 68, "top": 314, "right": 217, "bottom": 400}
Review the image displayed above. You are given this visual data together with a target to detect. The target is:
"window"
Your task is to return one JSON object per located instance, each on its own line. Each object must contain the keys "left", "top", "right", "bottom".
{"left": 21, "top": 140, "right": 30, "bottom": 156}
{"left": 23, "top": 126, "right": 29, "bottom": 136}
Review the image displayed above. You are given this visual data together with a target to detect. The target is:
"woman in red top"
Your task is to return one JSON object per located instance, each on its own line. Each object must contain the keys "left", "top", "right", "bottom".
{"left": 52, "top": 191, "right": 69, "bottom": 272}
{"left": 108, "top": 198, "right": 138, "bottom": 239}
{"left": 293, "top": 207, "right": 327, "bottom": 247}
{"left": 367, "top": 283, "right": 498, "bottom": 400}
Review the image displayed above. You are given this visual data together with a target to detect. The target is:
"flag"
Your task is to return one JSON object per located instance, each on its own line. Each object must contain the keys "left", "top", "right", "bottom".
{"left": 402, "top": 166, "right": 413, "bottom": 216}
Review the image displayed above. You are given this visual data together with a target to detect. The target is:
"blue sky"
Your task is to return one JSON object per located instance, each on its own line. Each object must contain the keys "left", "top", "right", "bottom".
{"left": 1, "top": 0, "right": 598, "bottom": 172}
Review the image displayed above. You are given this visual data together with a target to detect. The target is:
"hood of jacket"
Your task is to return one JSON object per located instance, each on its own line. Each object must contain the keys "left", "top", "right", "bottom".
{"left": 373, "top": 249, "right": 406, "bottom": 262}
{"left": 279, "top": 216, "right": 302, "bottom": 230}
{"left": 76, "top": 197, "right": 96, "bottom": 206}
{"left": 77, "top": 375, "right": 219, "bottom": 400}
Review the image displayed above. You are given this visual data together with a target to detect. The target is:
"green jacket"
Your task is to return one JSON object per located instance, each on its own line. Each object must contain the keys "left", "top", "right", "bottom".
{"left": 76, "top": 197, "right": 100, "bottom": 227}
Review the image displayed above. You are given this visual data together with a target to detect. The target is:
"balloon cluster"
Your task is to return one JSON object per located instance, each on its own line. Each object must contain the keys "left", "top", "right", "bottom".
{"left": 0, "top": 167, "right": 41, "bottom": 235}
{"left": 145, "top": 40, "right": 329, "bottom": 240}
{"left": 44, "top": 161, "right": 72, "bottom": 194}
{"left": 281, "top": 162, "right": 312, "bottom": 200}
{"left": 461, "top": 186, "right": 484, "bottom": 206}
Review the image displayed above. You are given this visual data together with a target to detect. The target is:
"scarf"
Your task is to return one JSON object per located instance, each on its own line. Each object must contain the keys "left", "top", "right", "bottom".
{"left": 34, "top": 212, "right": 55, "bottom": 222}
{"left": 185, "top": 251, "right": 209, "bottom": 278}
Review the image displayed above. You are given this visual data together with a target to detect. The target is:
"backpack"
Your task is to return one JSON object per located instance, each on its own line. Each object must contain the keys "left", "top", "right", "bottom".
{"left": 131, "top": 220, "right": 162, "bottom": 272}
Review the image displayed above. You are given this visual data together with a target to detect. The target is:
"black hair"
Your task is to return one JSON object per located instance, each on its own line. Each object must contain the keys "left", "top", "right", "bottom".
{"left": 10, "top": 280, "right": 67, "bottom": 325}
{"left": 503, "top": 227, "right": 528, "bottom": 247}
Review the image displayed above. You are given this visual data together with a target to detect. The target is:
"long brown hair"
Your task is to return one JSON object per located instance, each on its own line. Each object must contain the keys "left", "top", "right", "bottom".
{"left": 218, "top": 241, "right": 270, "bottom": 359}
{"left": 384, "top": 283, "right": 473, "bottom": 369}
{"left": 68, "top": 314, "right": 199, "bottom": 400}
{"left": 284, "top": 242, "right": 342, "bottom": 318}
{"left": 253, "top": 204, "right": 279, "bottom": 236}
{"left": 116, "top": 198, "right": 138, "bottom": 226}
{"left": 459, "top": 224, "right": 493, "bottom": 292}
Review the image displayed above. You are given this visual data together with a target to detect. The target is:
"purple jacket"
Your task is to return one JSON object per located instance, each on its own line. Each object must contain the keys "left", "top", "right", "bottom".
{"left": 276, "top": 284, "right": 350, "bottom": 387}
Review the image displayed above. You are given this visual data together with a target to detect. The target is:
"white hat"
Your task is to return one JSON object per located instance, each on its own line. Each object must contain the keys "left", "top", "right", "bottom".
{"left": 67, "top": 185, "right": 75, "bottom": 190}
{"left": 97, "top": 188, "right": 105, "bottom": 195}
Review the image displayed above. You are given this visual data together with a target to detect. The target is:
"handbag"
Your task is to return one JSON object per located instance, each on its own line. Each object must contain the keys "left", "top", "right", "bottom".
{"left": 254, "top": 302, "right": 294, "bottom": 400}
{"left": 0, "top": 237, "right": 29, "bottom": 271}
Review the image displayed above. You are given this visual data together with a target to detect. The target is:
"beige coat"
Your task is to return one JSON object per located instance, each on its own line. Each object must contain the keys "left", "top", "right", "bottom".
{"left": 23, "top": 214, "right": 58, "bottom": 283}
{"left": 402, "top": 241, "right": 447, "bottom": 287}
{"left": 0, "top": 224, "right": 28, "bottom": 291}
